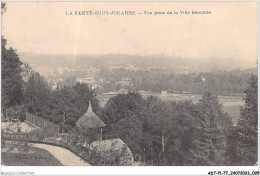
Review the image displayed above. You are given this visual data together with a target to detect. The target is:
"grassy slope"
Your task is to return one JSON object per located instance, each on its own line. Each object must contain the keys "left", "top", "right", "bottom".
{"left": 2, "top": 147, "right": 63, "bottom": 166}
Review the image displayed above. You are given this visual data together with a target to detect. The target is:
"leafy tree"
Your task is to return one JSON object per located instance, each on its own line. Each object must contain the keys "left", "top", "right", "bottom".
{"left": 227, "top": 75, "right": 258, "bottom": 165}
{"left": 194, "top": 92, "right": 233, "bottom": 165}
{"left": 48, "top": 86, "right": 77, "bottom": 129}
{"left": 64, "top": 77, "right": 77, "bottom": 87}
{"left": 101, "top": 92, "right": 146, "bottom": 158}
{"left": 21, "top": 63, "right": 33, "bottom": 82}
{"left": 6, "top": 105, "right": 26, "bottom": 121}
{"left": 23, "top": 72, "right": 51, "bottom": 114}
{"left": 165, "top": 101, "right": 202, "bottom": 166}
{"left": 100, "top": 91, "right": 235, "bottom": 165}
{"left": 47, "top": 83, "right": 100, "bottom": 131}
{"left": 1, "top": 37, "right": 24, "bottom": 114}
{"left": 101, "top": 92, "right": 145, "bottom": 124}
{"left": 73, "top": 83, "right": 100, "bottom": 115}
{"left": 144, "top": 99, "right": 209, "bottom": 166}
{"left": 145, "top": 99, "right": 174, "bottom": 156}
{"left": 110, "top": 115, "right": 143, "bottom": 156}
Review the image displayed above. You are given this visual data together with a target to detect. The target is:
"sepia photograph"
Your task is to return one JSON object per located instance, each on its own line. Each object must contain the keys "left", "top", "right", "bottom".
{"left": 0, "top": 1, "right": 259, "bottom": 175}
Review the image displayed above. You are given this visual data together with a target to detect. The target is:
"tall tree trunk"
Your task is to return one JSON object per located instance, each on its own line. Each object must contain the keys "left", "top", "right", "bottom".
{"left": 63, "top": 111, "right": 66, "bottom": 133}
{"left": 100, "top": 128, "right": 103, "bottom": 141}
{"left": 162, "top": 131, "right": 165, "bottom": 153}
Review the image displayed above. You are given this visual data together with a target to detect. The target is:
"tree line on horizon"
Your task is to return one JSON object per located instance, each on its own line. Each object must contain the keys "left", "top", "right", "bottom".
{"left": 100, "top": 68, "right": 255, "bottom": 95}
{"left": 56, "top": 67, "right": 256, "bottom": 96}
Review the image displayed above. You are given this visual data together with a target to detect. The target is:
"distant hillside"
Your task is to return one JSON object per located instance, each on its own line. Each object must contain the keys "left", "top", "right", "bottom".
{"left": 18, "top": 52, "right": 257, "bottom": 73}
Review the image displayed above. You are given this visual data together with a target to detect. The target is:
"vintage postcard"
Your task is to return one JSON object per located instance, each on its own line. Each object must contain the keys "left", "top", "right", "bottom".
{"left": 1, "top": 1, "right": 259, "bottom": 175}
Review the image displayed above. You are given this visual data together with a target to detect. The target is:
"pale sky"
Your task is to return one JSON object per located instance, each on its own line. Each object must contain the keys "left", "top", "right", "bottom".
{"left": 1, "top": 2, "right": 258, "bottom": 66}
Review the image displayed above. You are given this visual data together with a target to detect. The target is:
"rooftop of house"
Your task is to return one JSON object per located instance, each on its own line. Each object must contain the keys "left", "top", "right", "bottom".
{"left": 75, "top": 101, "right": 105, "bottom": 129}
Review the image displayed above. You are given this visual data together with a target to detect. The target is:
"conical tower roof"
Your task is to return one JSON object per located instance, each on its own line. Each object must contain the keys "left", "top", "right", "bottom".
{"left": 76, "top": 100, "right": 105, "bottom": 129}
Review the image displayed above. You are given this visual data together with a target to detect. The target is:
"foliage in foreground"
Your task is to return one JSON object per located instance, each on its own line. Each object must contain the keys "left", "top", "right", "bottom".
{"left": 226, "top": 75, "right": 258, "bottom": 165}
{"left": 101, "top": 91, "right": 235, "bottom": 165}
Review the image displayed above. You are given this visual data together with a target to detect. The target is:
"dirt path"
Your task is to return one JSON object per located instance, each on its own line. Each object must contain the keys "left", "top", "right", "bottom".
{"left": 31, "top": 143, "right": 91, "bottom": 166}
